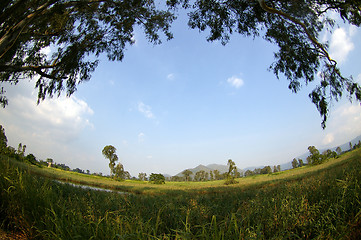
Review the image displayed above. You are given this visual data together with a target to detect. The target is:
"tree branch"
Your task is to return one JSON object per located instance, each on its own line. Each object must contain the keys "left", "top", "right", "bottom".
{"left": 0, "top": 1, "right": 57, "bottom": 59}
{"left": 0, "top": 63, "right": 61, "bottom": 79}
{"left": 256, "top": 0, "right": 335, "bottom": 65}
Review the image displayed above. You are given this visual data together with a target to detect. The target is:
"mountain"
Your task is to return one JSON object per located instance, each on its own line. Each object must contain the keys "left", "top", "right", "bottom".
{"left": 175, "top": 163, "right": 242, "bottom": 177}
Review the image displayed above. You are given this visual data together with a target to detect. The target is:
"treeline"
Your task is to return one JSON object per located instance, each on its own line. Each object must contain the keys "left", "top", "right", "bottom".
{"left": 292, "top": 142, "right": 361, "bottom": 169}
{"left": 168, "top": 164, "right": 281, "bottom": 182}
{"left": 0, "top": 125, "right": 105, "bottom": 176}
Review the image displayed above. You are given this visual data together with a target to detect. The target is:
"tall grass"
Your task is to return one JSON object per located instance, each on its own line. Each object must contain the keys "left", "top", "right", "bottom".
{"left": 1, "top": 149, "right": 361, "bottom": 239}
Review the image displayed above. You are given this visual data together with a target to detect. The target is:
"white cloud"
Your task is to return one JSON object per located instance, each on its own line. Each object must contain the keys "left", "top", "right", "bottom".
{"left": 329, "top": 27, "right": 355, "bottom": 63}
{"left": 7, "top": 93, "right": 94, "bottom": 144}
{"left": 227, "top": 76, "right": 244, "bottom": 89}
{"left": 321, "top": 103, "right": 361, "bottom": 147}
{"left": 138, "top": 102, "right": 155, "bottom": 119}
{"left": 167, "top": 73, "right": 175, "bottom": 81}
{"left": 138, "top": 132, "right": 145, "bottom": 143}
{"left": 0, "top": 80, "right": 95, "bottom": 170}
{"left": 322, "top": 133, "right": 335, "bottom": 145}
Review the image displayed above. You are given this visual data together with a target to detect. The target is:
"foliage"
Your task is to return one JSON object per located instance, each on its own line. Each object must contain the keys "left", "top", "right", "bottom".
{"left": 1, "top": 149, "right": 361, "bottom": 239}
{"left": 168, "top": 0, "right": 361, "bottom": 127}
{"left": 1, "top": 2, "right": 361, "bottom": 127}
{"left": 138, "top": 172, "right": 147, "bottom": 181}
{"left": 0, "top": 125, "right": 7, "bottom": 151}
{"left": 194, "top": 170, "right": 208, "bottom": 181}
{"left": 224, "top": 159, "right": 238, "bottom": 185}
{"left": 0, "top": 0, "right": 175, "bottom": 107}
{"left": 149, "top": 173, "right": 165, "bottom": 184}
{"left": 182, "top": 169, "right": 193, "bottom": 181}
{"left": 102, "top": 145, "right": 118, "bottom": 176}
{"left": 113, "top": 163, "right": 125, "bottom": 180}
{"left": 24, "top": 154, "right": 37, "bottom": 165}
{"left": 292, "top": 158, "right": 299, "bottom": 168}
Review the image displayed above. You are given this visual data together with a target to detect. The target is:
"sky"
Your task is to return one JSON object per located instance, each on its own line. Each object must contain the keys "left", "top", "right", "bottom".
{"left": 1, "top": 10, "right": 361, "bottom": 177}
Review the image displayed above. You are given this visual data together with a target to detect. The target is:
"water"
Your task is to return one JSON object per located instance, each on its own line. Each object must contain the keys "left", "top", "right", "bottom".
{"left": 54, "top": 180, "right": 127, "bottom": 194}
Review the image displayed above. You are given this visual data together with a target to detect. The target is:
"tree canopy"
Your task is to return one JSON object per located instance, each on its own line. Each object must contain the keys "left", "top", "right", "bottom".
{"left": 0, "top": 0, "right": 174, "bottom": 107}
{"left": 102, "top": 145, "right": 118, "bottom": 176}
{"left": 169, "top": 0, "right": 361, "bottom": 128}
{"left": 1, "top": 0, "right": 361, "bottom": 127}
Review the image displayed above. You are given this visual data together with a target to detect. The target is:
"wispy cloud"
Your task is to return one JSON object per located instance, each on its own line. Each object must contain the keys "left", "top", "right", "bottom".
{"left": 227, "top": 76, "right": 244, "bottom": 89}
{"left": 167, "top": 73, "right": 175, "bottom": 81}
{"left": 322, "top": 133, "right": 335, "bottom": 145}
{"left": 329, "top": 27, "right": 355, "bottom": 63}
{"left": 138, "top": 102, "right": 155, "bottom": 119}
{"left": 138, "top": 132, "right": 145, "bottom": 143}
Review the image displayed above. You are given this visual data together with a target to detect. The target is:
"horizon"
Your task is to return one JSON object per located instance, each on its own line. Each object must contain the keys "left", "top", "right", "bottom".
{"left": 1, "top": 11, "right": 361, "bottom": 177}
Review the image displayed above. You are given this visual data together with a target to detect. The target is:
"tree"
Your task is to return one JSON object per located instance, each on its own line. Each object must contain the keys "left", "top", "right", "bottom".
{"left": 169, "top": 0, "right": 361, "bottom": 128}
{"left": 260, "top": 165, "right": 272, "bottom": 174}
{"left": 113, "top": 163, "right": 125, "bottom": 180}
{"left": 0, "top": 0, "right": 175, "bottom": 107}
{"left": 194, "top": 170, "right": 207, "bottom": 181}
{"left": 298, "top": 159, "right": 304, "bottom": 167}
{"left": 182, "top": 169, "right": 193, "bottom": 182}
{"left": 213, "top": 169, "right": 221, "bottom": 180}
{"left": 244, "top": 170, "right": 254, "bottom": 177}
{"left": 307, "top": 146, "right": 322, "bottom": 165}
{"left": 292, "top": 158, "right": 299, "bottom": 169}
{"left": 322, "top": 149, "right": 337, "bottom": 160}
{"left": 138, "top": 172, "right": 147, "bottom": 181}
{"left": 0, "top": 125, "right": 7, "bottom": 151}
{"left": 209, "top": 170, "right": 214, "bottom": 180}
{"left": 46, "top": 158, "right": 53, "bottom": 168}
{"left": 336, "top": 146, "right": 342, "bottom": 155}
{"left": 225, "top": 159, "right": 238, "bottom": 185}
{"left": 25, "top": 153, "right": 37, "bottom": 165}
{"left": 102, "top": 145, "right": 118, "bottom": 177}
{"left": 149, "top": 173, "right": 165, "bottom": 184}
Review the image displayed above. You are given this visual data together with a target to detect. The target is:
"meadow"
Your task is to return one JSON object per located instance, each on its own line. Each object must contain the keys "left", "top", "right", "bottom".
{"left": 1, "top": 149, "right": 361, "bottom": 239}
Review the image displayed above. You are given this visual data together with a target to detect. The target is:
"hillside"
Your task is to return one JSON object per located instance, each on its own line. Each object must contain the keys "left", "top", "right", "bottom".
{"left": 173, "top": 134, "right": 361, "bottom": 175}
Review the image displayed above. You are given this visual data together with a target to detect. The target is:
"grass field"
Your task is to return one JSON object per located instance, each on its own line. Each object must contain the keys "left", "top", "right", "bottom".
{"left": 1, "top": 149, "right": 361, "bottom": 239}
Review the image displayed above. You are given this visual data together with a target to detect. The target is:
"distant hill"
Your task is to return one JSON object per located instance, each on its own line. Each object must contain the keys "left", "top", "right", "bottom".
{"left": 175, "top": 163, "right": 243, "bottom": 177}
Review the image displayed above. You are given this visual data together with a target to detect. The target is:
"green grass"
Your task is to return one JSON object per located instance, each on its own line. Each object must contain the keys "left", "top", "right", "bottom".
{"left": 1, "top": 149, "right": 361, "bottom": 239}
{"left": 10, "top": 149, "right": 357, "bottom": 194}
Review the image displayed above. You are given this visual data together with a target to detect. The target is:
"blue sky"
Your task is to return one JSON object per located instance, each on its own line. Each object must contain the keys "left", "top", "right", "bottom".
{"left": 1, "top": 12, "right": 361, "bottom": 176}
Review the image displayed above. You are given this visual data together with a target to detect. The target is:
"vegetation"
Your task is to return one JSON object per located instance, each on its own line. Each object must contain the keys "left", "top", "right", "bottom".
{"left": 224, "top": 159, "right": 238, "bottom": 185}
{"left": 149, "top": 173, "right": 166, "bottom": 185}
{"left": 1, "top": 148, "right": 361, "bottom": 239}
{"left": 1, "top": 1, "right": 361, "bottom": 126}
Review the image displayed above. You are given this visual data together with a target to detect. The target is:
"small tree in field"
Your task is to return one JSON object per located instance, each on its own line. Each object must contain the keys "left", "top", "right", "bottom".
{"left": 182, "top": 169, "right": 193, "bottom": 182}
{"left": 102, "top": 145, "right": 118, "bottom": 177}
{"left": 138, "top": 172, "right": 147, "bottom": 181}
{"left": 149, "top": 173, "right": 165, "bottom": 184}
{"left": 46, "top": 158, "right": 53, "bottom": 168}
{"left": 225, "top": 159, "right": 238, "bottom": 185}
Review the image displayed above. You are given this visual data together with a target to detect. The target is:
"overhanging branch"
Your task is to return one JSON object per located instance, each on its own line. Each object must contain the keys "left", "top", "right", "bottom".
{"left": 256, "top": 0, "right": 336, "bottom": 65}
